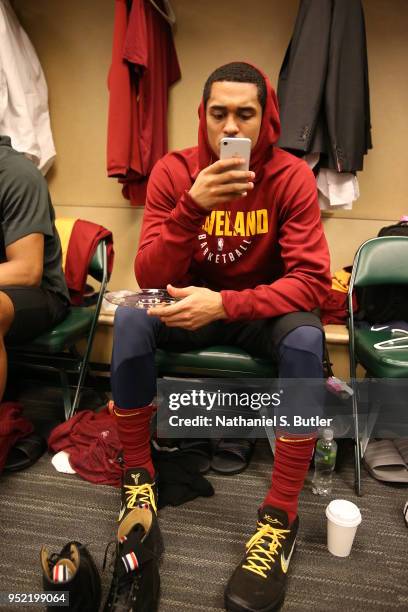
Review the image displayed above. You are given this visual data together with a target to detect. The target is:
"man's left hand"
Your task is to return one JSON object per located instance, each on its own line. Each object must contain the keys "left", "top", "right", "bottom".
{"left": 147, "top": 284, "right": 227, "bottom": 330}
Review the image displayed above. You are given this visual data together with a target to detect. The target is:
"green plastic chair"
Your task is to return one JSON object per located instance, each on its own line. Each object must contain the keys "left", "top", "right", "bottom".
{"left": 155, "top": 346, "right": 277, "bottom": 378}
{"left": 153, "top": 335, "right": 279, "bottom": 454}
{"left": 347, "top": 236, "right": 408, "bottom": 495}
{"left": 9, "top": 238, "right": 109, "bottom": 420}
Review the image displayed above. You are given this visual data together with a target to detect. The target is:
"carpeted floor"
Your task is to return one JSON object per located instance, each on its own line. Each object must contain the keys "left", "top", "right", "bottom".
{"left": 1, "top": 383, "right": 407, "bottom": 612}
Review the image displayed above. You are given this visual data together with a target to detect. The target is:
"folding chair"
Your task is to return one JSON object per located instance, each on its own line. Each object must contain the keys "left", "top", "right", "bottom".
{"left": 9, "top": 219, "right": 111, "bottom": 420}
{"left": 347, "top": 235, "right": 408, "bottom": 495}
{"left": 152, "top": 340, "right": 279, "bottom": 454}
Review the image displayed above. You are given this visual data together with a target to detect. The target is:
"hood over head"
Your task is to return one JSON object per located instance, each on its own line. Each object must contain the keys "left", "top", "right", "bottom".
{"left": 197, "top": 62, "right": 280, "bottom": 180}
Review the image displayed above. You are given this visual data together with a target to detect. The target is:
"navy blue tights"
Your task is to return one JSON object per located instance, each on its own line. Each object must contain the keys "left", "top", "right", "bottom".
{"left": 111, "top": 307, "right": 324, "bottom": 410}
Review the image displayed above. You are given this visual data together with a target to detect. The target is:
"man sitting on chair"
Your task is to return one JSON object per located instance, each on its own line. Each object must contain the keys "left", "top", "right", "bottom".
{"left": 108, "top": 63, "right": 331, "bottom": 612}
{"left": 0, "top": 135, "right": 69, "bottom": 401}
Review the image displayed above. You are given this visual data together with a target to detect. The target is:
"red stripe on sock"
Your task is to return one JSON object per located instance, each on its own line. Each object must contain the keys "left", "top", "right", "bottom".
{"left": 114, "top": 404, "right": 154, "bottom": 477}
{"left": 130, "top": 551, "right": 139, "bottom": 569}
{"left": 263, "top": 434, "right": 316, "bottom": 525}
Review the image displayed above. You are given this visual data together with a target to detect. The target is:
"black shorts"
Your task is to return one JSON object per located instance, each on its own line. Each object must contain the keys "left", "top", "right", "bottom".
{"left": 0, "top": 286, "right": 69, "bottom": 345}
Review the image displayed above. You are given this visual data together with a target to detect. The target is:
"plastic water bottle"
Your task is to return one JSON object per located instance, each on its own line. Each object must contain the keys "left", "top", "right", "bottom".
{"left": 312, "top": 428, "right": 337, "bottom": 495}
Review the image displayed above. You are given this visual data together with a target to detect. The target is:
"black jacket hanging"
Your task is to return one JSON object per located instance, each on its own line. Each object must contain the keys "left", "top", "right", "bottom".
{"left": 277, "top": 0, "right": 372, "bottom": 173}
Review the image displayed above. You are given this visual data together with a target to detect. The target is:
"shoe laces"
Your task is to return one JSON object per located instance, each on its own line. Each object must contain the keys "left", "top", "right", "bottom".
{"left": 47, "top": 545, "right": 78, "bottom": 571}
{"left": 124, "top": 482, "right": 157, "bottom": 514}
{"left": 47, "top": 552, "right": 66, "bottom": 578}
{"left": 242, "top": 520, "right": 290, "bottom": 579}
{"left": 46, "top": 543, "right": 86, "bottom": 581}
{"left": 103, "top": 540, "right": 116, "bottom": 573}
{"left": 103, "top": 555, "right": 140, "bottom": 612}
{"left": 102, "top": 534, "right": 143, "bottom": 610}
{"left": 107, "top": 567, "right": 140, "bottom": 610}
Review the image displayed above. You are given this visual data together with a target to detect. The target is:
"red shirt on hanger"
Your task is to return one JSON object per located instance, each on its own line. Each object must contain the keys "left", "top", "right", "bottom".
{"left": 107, "top": 0, "right": 181, "bottom": 206}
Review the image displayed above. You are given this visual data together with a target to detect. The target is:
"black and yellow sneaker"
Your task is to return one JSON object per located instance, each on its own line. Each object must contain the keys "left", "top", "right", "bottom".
{"left": 225, "top": 506, "right": 298, "bottom": 612}
{"left": 103, "top": 468, "right": 163, "bottom": 611}
{"left": 118, "top": 468, "right": 158, "bottom": 524}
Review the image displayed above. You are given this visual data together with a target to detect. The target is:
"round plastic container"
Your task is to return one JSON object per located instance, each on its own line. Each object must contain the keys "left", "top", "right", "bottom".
{"left": 104, "top": 289, "right": 177, "bottom": 309}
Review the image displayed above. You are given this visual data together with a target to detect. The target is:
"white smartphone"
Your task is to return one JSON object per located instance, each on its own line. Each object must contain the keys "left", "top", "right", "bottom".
{"left": 219, "top": 137, "right": 251, "bottom": 171}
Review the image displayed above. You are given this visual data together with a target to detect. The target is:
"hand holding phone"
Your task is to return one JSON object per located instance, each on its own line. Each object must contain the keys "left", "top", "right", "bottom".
{"left": 219, "top": 137, "right": 251, "bottom": 171}
{"left": 188, "top": 137, "right": 255, "bottom": 210}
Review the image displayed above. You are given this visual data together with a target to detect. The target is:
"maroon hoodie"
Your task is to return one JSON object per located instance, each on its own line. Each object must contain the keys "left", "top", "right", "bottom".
{"left": 135, "top": 64, "right": 331, "bottom": 320}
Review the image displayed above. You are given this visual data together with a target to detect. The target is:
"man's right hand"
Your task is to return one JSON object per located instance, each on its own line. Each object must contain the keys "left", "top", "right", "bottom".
{"left": 189, "top": 158, "right": 255, "bottom": 211}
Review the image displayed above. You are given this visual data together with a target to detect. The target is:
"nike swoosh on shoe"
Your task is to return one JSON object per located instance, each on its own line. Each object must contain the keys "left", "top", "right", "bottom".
{"left": 118, "top": 504, "right": 126, "bottom": 523}
{"left": 280, "top": 538, "right": 296, "bottom": 574}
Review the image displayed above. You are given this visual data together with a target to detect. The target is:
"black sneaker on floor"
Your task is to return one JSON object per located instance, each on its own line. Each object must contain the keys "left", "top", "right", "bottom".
{"left": 103, "top": 468, "right": 163, "bottom": 611}
{"left": 225, "top": 506, "right": 298, "bottom": 612}
{"left": 118, "top": 468, "right": 158, "bottom": 524}
{"left": 40, "top": 541, "right": 101, "bottom": 611}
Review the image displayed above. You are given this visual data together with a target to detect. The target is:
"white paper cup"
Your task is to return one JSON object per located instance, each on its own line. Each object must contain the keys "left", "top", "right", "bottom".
{"left": 325, "top": 499, "right": 362, "bottom": 557}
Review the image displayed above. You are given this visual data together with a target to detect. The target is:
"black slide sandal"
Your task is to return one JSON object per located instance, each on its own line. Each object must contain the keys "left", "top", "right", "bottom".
{"left": 4, "top": 433, "right": 47, "bottom": 471}
{"left": 211, "top": 439, "right": 256, "bottom": 475}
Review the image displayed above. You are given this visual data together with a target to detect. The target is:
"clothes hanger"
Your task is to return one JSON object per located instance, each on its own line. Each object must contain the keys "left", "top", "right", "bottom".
{"left": 374, "top": 329, "right": 408, "bottom": 351}
{"left": 147, "top": 0, "right": 176, "bottom": 25}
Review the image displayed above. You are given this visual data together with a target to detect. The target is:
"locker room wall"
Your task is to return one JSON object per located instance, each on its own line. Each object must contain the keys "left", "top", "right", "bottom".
{"left": 11, "top": 0, "right": 408, "bottom": 290}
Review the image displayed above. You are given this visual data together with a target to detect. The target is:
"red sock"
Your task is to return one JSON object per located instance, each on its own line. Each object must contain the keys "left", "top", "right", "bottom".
{"left": 114, "top": 404, "right": 154, "bottom": 478}
{"left": 263, "top": 434, "right": 316, "bottom": 525}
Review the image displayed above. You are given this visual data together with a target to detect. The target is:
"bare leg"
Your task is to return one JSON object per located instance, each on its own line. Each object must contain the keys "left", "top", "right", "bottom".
{"left": 0, "top": 292, "right": 15, "bottom": 402}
